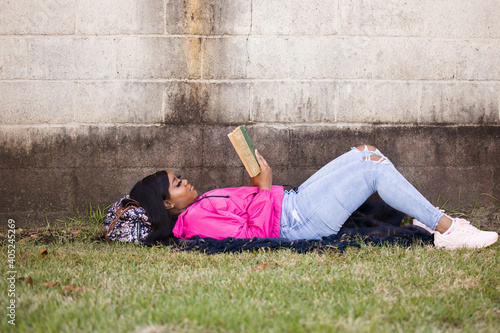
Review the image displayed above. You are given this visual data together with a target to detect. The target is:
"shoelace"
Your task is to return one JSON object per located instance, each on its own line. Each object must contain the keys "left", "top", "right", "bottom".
{"left": 454, "top": 218, "right": 480, "bottom": 235}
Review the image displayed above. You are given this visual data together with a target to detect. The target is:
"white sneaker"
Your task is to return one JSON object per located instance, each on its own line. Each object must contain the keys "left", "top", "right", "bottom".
{"left": 434, "top": 218, "right": 499, "bottom": 249}
{"left": 413, "top": 219, "right": 435, "bottom": 234}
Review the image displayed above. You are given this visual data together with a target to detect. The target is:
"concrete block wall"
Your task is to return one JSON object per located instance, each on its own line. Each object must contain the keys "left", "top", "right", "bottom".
{"left": 1, "top": 0, "right": 499, "bottom": 227}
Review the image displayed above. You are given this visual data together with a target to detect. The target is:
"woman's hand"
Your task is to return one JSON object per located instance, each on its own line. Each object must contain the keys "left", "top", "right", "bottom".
{"left": 250, "top": 150, "right": 273, "bottom": 191}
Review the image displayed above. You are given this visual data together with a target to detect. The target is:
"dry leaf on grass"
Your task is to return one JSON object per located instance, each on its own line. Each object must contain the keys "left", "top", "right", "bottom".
{"left": 251, "top": 264, "right": 268, "bottom": 271}
{"left": 42, "top": 281, "right": 60, "bottom": 287}
{"left": 26, "top": 276, "right": 33, "bottom": 286}
{"left": 15, "top": 276, "right": 33, "bottom": 286}
{"left": 61, "top": 284, "right": 102, "bottom": 296}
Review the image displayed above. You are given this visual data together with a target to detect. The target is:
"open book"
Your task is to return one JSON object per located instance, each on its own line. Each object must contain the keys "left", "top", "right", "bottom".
{"left": 228, "top": 125, "right": 261, "bottom": 177}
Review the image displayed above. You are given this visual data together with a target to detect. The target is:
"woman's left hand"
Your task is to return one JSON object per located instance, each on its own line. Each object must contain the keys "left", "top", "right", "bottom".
{"left": 250, "top": 150, "right": 273, "bottom": 191}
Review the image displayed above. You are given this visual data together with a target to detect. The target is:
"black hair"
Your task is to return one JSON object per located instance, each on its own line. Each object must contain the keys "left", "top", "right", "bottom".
{"left": 129, "top": 171, "right": 177, "bottom": 246}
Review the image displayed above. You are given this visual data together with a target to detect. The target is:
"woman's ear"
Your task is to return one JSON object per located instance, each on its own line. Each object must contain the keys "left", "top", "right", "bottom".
{"left": 163, "top": 200, "right": 175, "bottom": 210}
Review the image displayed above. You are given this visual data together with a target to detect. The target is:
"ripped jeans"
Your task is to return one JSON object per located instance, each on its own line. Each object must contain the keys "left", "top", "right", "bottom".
{"left": 280, "top": 146, "right": 444, "bottom": 240}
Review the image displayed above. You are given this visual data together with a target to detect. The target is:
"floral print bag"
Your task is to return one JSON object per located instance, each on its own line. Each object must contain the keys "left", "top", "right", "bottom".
{"left": 103, "top": 195, "right": 152, "bottom": 244}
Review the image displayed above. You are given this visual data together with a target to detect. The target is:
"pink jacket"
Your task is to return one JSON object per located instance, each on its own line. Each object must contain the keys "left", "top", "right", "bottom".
{"left": 172, "top": 186, "right": 284, "bottom": 240}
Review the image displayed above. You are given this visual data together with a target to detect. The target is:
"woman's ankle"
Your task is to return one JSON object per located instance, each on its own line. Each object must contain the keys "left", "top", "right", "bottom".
{"left": 435, "top": 215, "right": 453, "bottom": 234}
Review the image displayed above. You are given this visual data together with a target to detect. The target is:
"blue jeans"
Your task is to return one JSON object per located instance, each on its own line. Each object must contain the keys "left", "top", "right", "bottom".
{"left": 280, "top": 146, "right": 444, "bottom": 240}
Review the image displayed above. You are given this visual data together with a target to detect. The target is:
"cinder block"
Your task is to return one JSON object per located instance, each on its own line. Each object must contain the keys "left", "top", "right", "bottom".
{"left": 398, "top": 166, "right": 496, "bottom": 209}
{"left": 77, "top": 0, "right": 164, "bottom": 34}
{"left": 0, "top": 211, "right": 69, "bottom": 229}
{"left": 246, "top": 37, "right": 291, "bottom": 78}
{"left": 252, "top": 81, "right": 335, "bottom": 123}
{"left": 0, "top": 81, "right": 75, "bottom": 124}
{"left": 337, "top": 81, "right": 419, "bottom": 123}
{"left": 0, "top": 126, "right": 116, "bottom": 169}
{"left": 274, "top": 167, "right": 319, "bottom": 190}
{"left": 28, "top": 37, "right": 201, "bottom": 80}
{"left": 341, "top": 0, "right": 500, "bottom": 38}
{"left": 372, "top": 126, "right": 458, "bottom": 167}
{"left": 457, "top": 40, "right": 500, "bottom": 81}
{"left": 288, "top": 37, "right": 458, "bottom": 80}
{"left": 164, "top": 81, "right": 204, "bottom": 124}
{"left": 202, "top": 125, "right": 244, "bottom": 168}
{"left": 202, "top": 37, "right": 248, "bottom": 79}
{"left": 189, "top": 167, "right": 247, "bottom": 194}
{"left": 203, "top": 37, "right": 291, "bottom": 79}
{"left": 249, "top": 126, "right": 290, "bottom": 167}
{"left": 252, "top": 0, "right": 339, "bottom": 35}
{"left": 0, "top": 168, "right": 76, "bottom": 218}
{"left": 165, "top": 82, "right": 251, "bottom": 124}
{"left": 28, "top": 37, "right": 117, "bottom": 79}
{"left": 73, "top": 167, "right": 160, "bottom": 212}
{"left": 113, "top": 125, "right": 204, "bottom": 168}
{"left": 289, "top": 125, "right": 376, "bottom": 167}
{"left": 75, "top": 82, "right": 164, "bottom": 123}
{"left": 371, "top": 38, "right": 457, "bottom": 80}
{"left": 455, "top": 126, "right": 500, "bottom": 167}
{"left": 420, "top": 83, "right": 499, "bottom": 123}
{"left": 341, "top": 0, "right": 424, "bottom": 36}
{"left": 288, "top": 37, "right": 374, "bottom": 79}
{"left": 62, "top": 126, "right": 124, "bottom": 169}
{"left": 117, "top": 37, "right": 201, "bottom": 79}
{"left": 0, "top": 0, "right": 75, "bottom": 35}
{"left": 394, "top": 166, "right": 448, "bottom": 207}
{"left": 0, "top": 128, "right": 32, "bottom": 169}
{"left": 201, "top": 83, "right": 251, "bottom": 123}
{"left": 166, "top": 0, "right": 252, "bottom": 35}
{"left": 0, "top": 38, "right": 28, "bottom": 79}
{"left": 494, "top": 167, "right": 500, "bottom": 202}
{"left": 450, "top": 166, "right": 498, "bottom": 208}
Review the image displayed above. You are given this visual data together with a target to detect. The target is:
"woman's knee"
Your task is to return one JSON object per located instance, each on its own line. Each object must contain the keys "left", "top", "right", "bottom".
{"left": 356, "top": 145, "right": 391, "bottom": 164}
{"left": 363, "top": 154, "right": 387, "bottom": 162}
{"left": 356, "top": 144, "right": 377, "bottom": 152}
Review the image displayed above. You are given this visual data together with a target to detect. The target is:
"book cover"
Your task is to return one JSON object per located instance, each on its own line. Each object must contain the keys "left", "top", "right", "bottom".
{"left": 228, "top": 125, "right": 261, "bottom": 177}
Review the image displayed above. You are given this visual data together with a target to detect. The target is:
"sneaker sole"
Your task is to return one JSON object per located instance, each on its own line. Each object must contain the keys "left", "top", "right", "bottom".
{"left": 435, "top": 233, "right": 499, "bottom": 250}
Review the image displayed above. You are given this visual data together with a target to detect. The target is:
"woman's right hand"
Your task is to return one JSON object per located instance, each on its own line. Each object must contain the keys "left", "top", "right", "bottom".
{"left": 250, "top": 150, "right": 273, "bottom": 191}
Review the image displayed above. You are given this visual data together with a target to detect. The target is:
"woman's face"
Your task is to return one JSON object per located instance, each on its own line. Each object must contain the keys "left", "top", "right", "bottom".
{"left": 165, "top": 171, "right": 198, "bottom": 214}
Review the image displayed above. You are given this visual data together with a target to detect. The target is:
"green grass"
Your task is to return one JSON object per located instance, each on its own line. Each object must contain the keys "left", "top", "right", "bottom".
{"left": 1, "top": 204, "right": 499, "bottom": 333}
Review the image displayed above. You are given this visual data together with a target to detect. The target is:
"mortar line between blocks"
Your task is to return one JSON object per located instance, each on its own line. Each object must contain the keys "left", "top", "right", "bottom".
{"left": 2, "top": 34, "right": 500, "bottom": 42}
{"left": 2, "top": 79, "right": 500, "bottom": 84}
{"left": 1, "top": 123, "right": 497, "bottom": 130}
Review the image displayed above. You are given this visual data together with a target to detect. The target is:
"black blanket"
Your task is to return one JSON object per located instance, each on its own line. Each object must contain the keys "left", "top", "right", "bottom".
{"left": 172, "top": 200, "right": 434, "bottom": 254}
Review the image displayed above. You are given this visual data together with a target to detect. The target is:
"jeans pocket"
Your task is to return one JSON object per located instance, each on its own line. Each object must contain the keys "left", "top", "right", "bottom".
{"left": 288, "top": 209, "right": 307, "bottom": 230}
